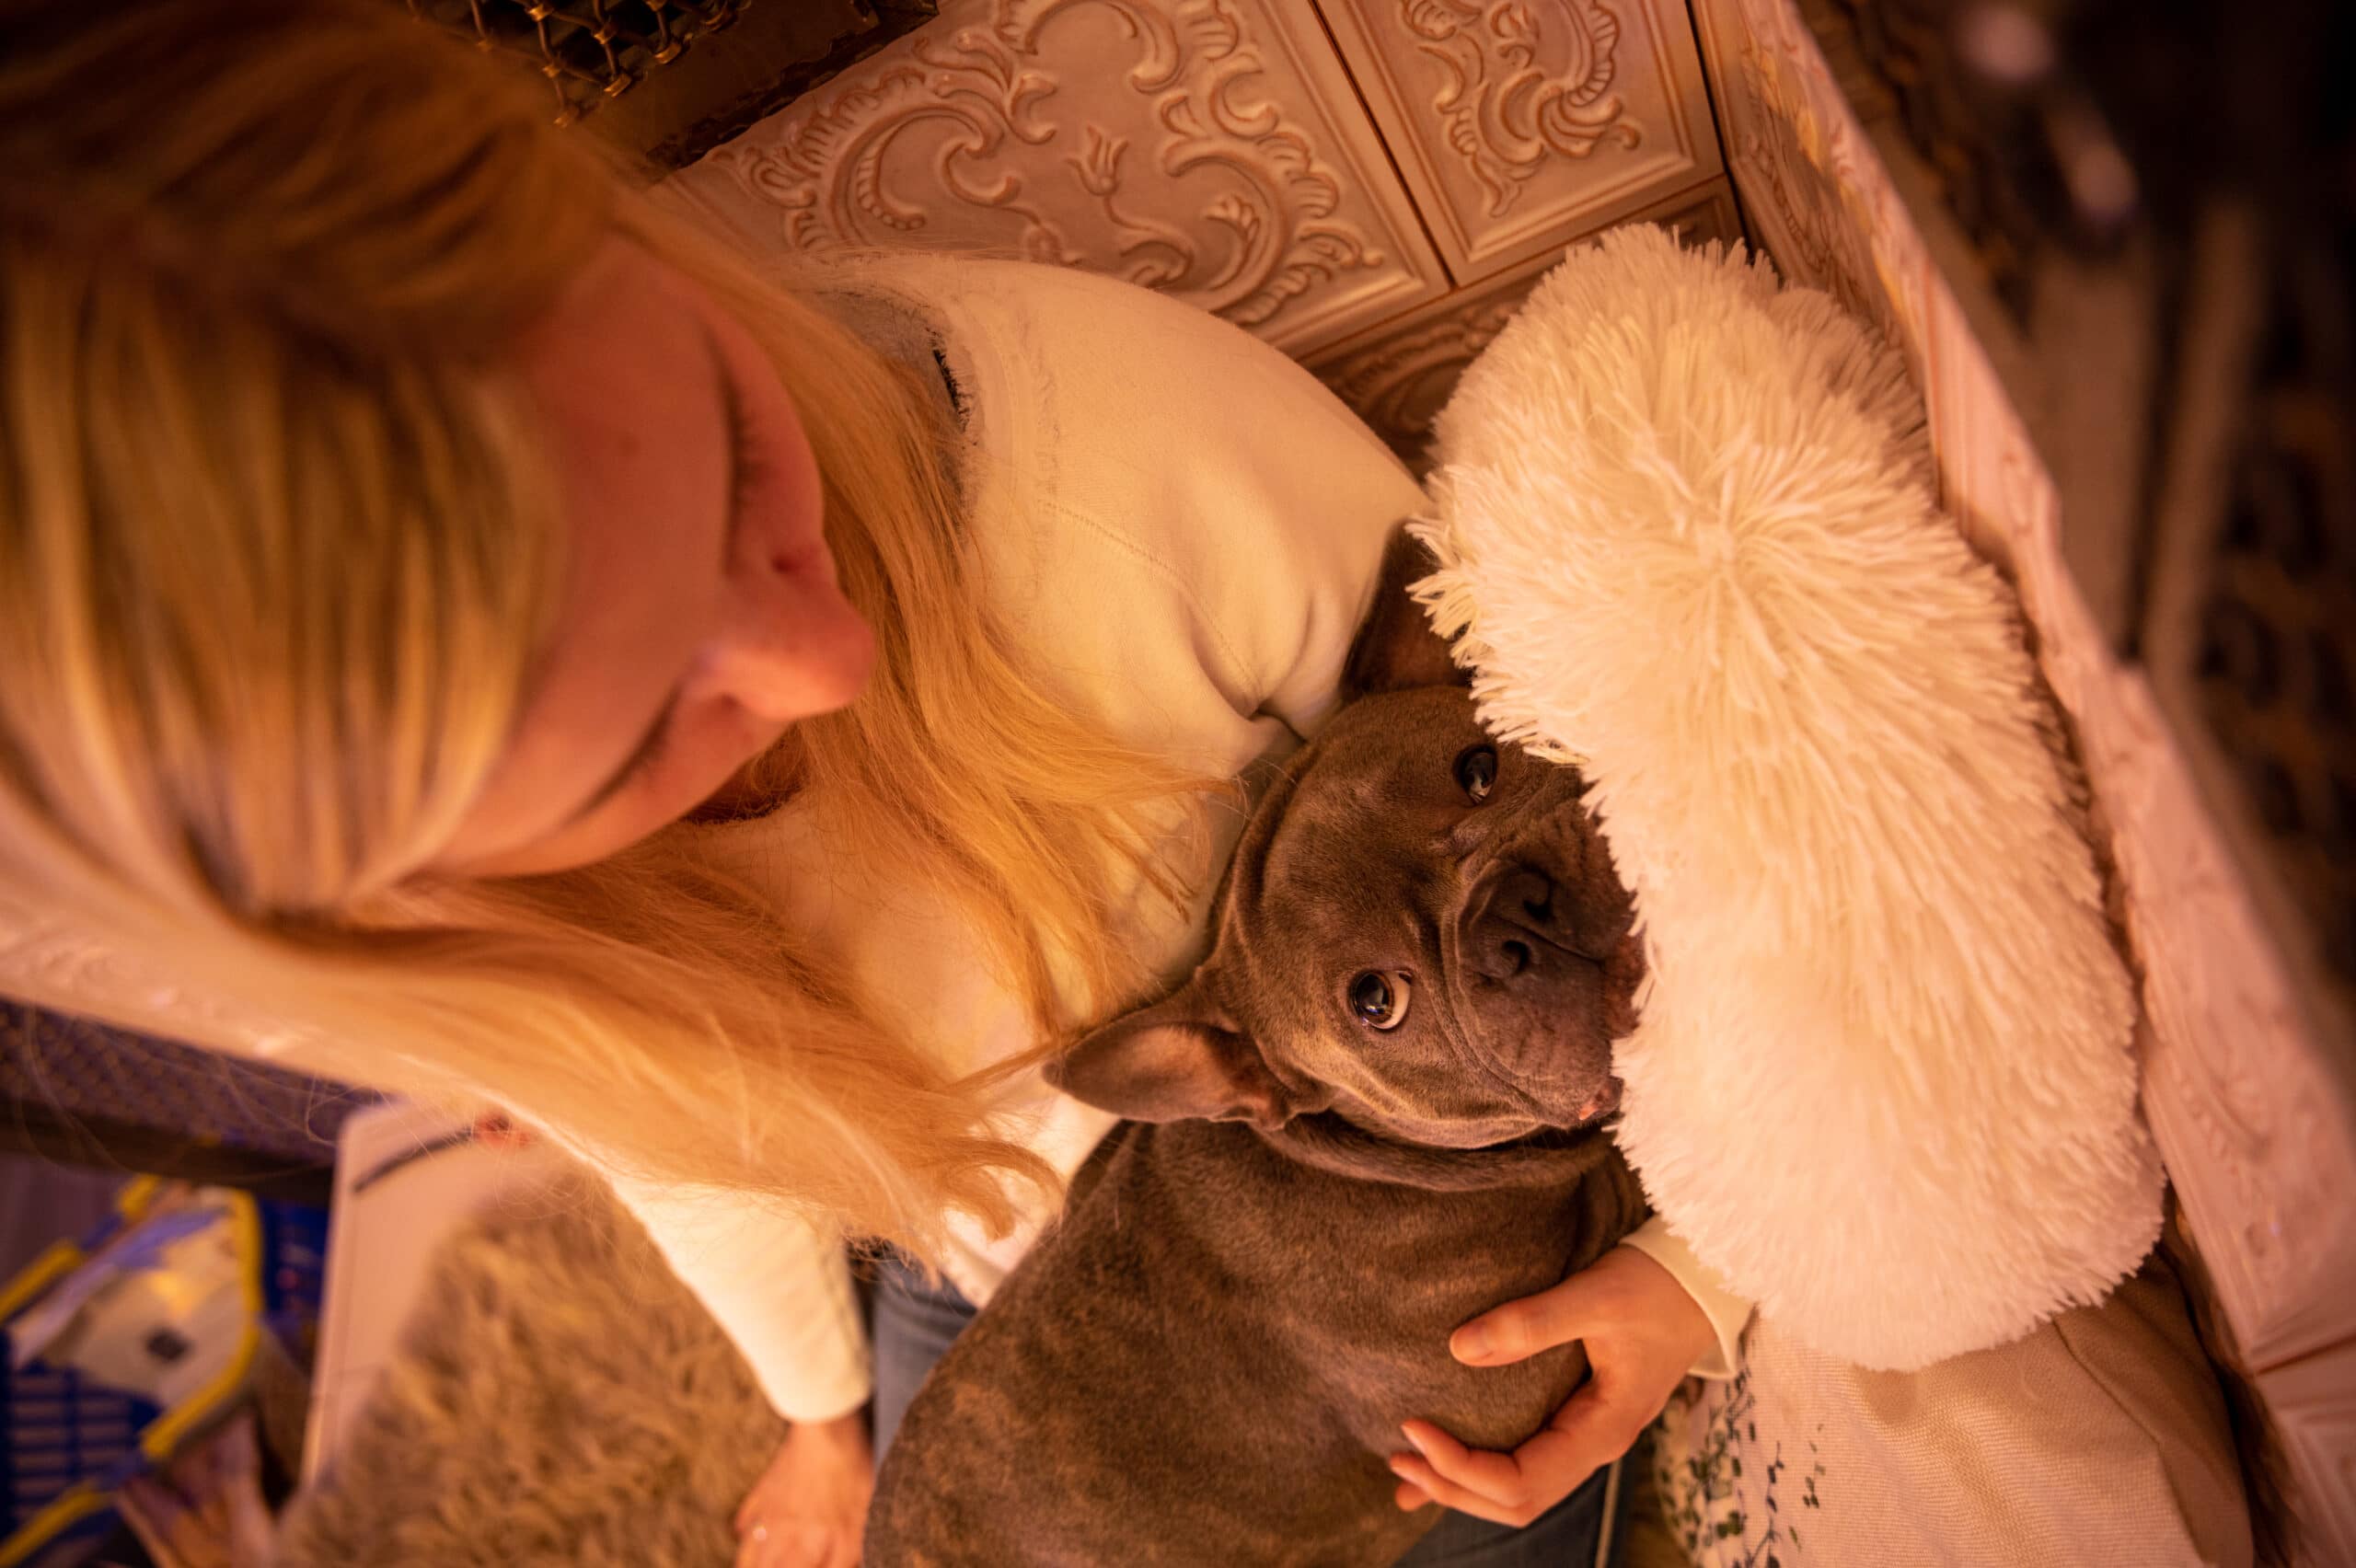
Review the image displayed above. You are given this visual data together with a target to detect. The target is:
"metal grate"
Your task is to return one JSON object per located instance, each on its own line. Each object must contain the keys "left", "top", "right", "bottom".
{"left": 407, "top": 0, "right": 752, "bottom": 128}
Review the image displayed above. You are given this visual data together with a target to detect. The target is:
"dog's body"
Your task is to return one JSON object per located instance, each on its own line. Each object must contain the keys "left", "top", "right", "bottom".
{"left": 867, "top": 537, "right": 1652, "bottom": 1565}
{"left": 869, "top": 1111, "right": 1644, "bottom": 1566}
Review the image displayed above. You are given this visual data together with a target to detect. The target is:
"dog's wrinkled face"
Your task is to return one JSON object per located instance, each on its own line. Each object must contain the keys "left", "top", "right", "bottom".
{"left": 1053, "top": 686, "right": 1644, "bottom": 1149}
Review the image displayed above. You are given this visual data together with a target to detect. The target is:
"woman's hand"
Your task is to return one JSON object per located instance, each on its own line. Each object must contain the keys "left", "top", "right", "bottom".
{"left": 734, "top": 1411, "right": 874, "bottom": 1568}
{"left": 1386, "top": 1246, "right": 1714, "bottom": 1528}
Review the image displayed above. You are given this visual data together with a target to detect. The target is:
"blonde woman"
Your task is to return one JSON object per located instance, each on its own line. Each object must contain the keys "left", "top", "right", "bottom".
{"left": 0, "top": 3, "right": 1745, "bottom": 1562}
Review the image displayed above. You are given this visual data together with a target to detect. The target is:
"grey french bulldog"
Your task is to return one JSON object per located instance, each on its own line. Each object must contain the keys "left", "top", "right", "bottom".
{"left": 864, "top": 533, "right": 1652, "bottom": 1567}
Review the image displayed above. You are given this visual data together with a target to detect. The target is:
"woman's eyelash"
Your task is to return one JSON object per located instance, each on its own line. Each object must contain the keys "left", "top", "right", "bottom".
{"left": 606, "top": 358, "right": 761, "bottom": 806}
{"left": 722, "top": 371, "right": 762, "bottom": 524}
{"left": 610, "top": 366, "right": 758, "bottom": 801}
{"left": 618, "top": 715, "right": 676, "bottom": 794}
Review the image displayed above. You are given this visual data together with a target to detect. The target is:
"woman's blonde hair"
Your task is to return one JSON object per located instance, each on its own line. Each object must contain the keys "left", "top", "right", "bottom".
{"left": 0, "top": 0, "right": 1201, "bottom": 1254}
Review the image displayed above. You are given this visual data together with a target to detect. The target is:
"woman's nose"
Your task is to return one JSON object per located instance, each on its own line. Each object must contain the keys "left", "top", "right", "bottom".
{"left": 705, "top": 548, "right": 876, "bottom": 723}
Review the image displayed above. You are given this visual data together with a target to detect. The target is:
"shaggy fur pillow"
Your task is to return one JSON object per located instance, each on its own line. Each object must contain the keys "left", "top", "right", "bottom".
{"left": 1415, "top": 225, "right": 2163, "bottom": 1368}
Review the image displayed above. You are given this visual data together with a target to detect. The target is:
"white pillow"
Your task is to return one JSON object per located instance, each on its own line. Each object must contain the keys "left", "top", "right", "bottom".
{"left": 1416, "top": 225, "right": 2162, "bottom": 1368}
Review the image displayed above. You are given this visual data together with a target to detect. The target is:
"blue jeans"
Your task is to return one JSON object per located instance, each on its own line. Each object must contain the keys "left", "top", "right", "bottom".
{"left": 870, "top": 1255, "right": 1621, "bottom": 1567}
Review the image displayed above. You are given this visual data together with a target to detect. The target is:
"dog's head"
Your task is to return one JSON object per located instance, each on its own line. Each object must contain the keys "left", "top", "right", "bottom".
{"left": 1051, "top": 536, "right": 1643, "bottom": 1150}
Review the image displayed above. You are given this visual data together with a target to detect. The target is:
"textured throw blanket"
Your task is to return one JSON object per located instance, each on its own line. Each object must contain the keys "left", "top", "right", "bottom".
{"left": 277, "top": 1178, "right": 777, "bottom": 1568}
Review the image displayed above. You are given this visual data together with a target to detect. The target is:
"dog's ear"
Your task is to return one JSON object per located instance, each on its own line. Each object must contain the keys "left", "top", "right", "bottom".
{"left": 1344, "top": 526, "right": 1466, "bottom": 696}
{"left": 1048, "top": 979, "right": 1289, "bottom": 1129}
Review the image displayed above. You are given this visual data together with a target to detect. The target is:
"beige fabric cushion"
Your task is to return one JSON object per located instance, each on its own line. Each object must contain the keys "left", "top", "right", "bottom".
{"left": 1646, "top": 1251, "right": 2252, "bottom": 1566}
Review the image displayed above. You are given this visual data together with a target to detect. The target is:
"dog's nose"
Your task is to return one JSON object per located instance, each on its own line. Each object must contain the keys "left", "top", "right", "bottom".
{"left": 1465, "top": 868, "right": 1559, "bottom": 982}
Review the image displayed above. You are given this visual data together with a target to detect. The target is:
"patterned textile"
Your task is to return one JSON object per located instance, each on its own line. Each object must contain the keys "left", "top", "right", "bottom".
{"left": 1648, "top": 1252, "right": 2252, "bottom": 1568}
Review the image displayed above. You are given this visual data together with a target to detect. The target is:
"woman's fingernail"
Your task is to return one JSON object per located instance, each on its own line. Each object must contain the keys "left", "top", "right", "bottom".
{"left": 1400, "top": 1425, "right": 1429, "bottom": 1457}
{"left": 1387, "top": 1457, "right": 1412, "bottom": 1478}
{"left": 1453, "top": 1325, "right": 1492, "bottom": 1362}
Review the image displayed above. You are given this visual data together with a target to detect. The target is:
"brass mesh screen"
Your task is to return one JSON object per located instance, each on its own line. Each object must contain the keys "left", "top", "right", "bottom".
{"left": 407, "top": 0, "right": 751, "bottom": 128}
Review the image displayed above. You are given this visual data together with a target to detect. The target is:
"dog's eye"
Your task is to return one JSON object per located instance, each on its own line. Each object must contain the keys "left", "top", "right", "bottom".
{"left": 1453, "top": 744, "right": 1498, "bottom": 803}
{"left": 1347, "top": 971, "right": 1412, "bottom": 1031}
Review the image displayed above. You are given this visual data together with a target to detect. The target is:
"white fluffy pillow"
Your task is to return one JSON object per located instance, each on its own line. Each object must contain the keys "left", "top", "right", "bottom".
{"left": 1415, "top": 225, "right": 2162, "bottom": 1368}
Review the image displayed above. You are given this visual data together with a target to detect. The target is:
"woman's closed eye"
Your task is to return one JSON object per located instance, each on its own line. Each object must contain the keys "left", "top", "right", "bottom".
{"left": 586, "top": 350, "right": 804, "bottom": 817}
{"left": 721, "top": 364, "right": 766, "bottom": 531}
{"left": 595, "top": 362, "right": 756, "bottom": 810}
{"left": 614, "top": 709, "right": 677, "bottom": 795}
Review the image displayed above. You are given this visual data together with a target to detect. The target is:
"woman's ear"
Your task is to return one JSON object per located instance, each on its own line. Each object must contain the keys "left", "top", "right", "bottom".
{"left": 1344, "top": 526, "right": 1467, "bottom": 696}
{"left": 1048, "top": 979, "right": 1289, "bottom": 1129}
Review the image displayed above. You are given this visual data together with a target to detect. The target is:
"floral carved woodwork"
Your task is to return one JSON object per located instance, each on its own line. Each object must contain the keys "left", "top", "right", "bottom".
{"left": 664, "top": 0, "right": 1728, "bottom": 367}
{"left": 1317, "top": 0, "right": 1719, "bottom": 277}
{"left": 667, "top": 0, "right": 1446, "bottom": 352}
{"left": 1403, "top": 0, "right": 1641, "bottom": 218}
{"left": 1403, "top": 0, "right": 1649, "bottom": 221}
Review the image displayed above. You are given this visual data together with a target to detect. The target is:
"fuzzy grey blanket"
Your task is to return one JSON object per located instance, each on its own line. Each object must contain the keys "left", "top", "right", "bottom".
{"left": 276, "top": 1177, "right": 781, "bottom": 1567}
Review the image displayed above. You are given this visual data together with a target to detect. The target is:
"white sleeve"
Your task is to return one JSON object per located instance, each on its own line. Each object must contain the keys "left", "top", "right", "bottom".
{"left": 1617, "top": 1216, "right": 1752, "bottom": 1380}
{"left": 605, "top": 1172, "right": 872, "bottom": 1423}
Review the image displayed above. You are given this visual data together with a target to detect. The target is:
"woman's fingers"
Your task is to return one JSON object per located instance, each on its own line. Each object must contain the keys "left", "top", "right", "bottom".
{"left": 734, "top": 1412, "right": 872, "bottom": 1566}
{"left": 1450, "top": 1270, "right": 1612, "bottom": 1366}
{"left": 1385, "top": 1451, "right": 1538, "bottom": 1528}
{"left": 733, "top": 1521, "right": 778, "bottom": 1568}
{"left": 1400, "top": 1247, "right": 1715, "bottom": 1528}
{"left": 1389, "top": 1390, "right": 1640, "bottom": 1528}
{"left": 1390, "top": 1415, "right": 1563, "bottom": 1526}
{"left": 1392, "top": 1343, "right": 1651, "bottom": 1524}
{"left": 1399, "top": 1420, "right": 1522, "bottom": 1498}
{"left": 735, "top": 1521, "right": 840, "bottom": 1568}
{"left": 1391, "top": 1423, "right": 1535, "bottom": 1524}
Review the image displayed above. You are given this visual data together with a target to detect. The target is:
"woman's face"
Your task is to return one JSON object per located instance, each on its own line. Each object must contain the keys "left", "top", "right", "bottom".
{"left": 433, "top": 239, "right": 874, "bottom": 879}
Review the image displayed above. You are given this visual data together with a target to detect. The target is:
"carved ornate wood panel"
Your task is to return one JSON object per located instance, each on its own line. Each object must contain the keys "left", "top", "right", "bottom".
{"left": 1314, "top": 0, "right": 1723, "bottom": 280}
{"left": 1306, "top": 178, "right": 1740, "bottom": 467}
{"left": 661, "top": 0, "right": 1741, "bottom": 454}
{"left": 660, "top": 0, "right": 1452, "bottom": 355}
